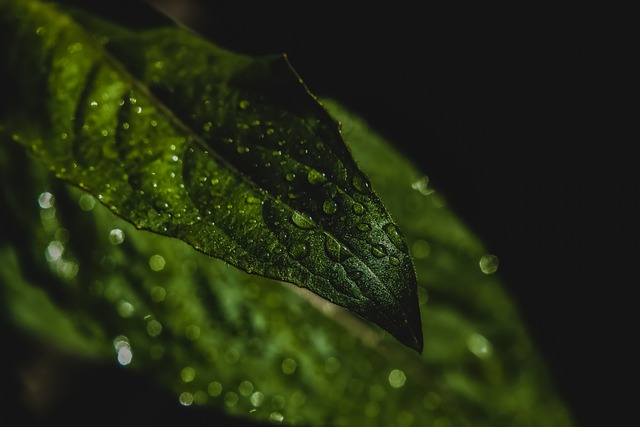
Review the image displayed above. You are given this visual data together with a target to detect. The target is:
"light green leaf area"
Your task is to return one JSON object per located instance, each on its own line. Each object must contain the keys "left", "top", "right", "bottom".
{"left": 0, "top": 0, "right": 421, "bottom": 351}
{"left": 0, "top": 98, "right": 574, "bottom": 426}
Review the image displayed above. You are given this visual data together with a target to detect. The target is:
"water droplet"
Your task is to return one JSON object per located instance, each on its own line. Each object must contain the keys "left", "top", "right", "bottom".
{"left": 285, "top": 172, "right": 296, "bottom": 182}
{"left": 269, "top": 412, "right": 284, "bottom": 424}
{"left": 370, "top": 244, "right": 386, "bottom": 258}
{"left": 351, "top": 202, "right": 366, "bottom": 215}
{"left": 146, "top": 319, "right": 163, "bottom": 337}
{"left": 150, "top": 286, "right": 166, "bottom": 302}
{"left": 250, "top": 391, "right": 264, "bottom": 407}
{"left": 185, "top": 324, "right": 201, "bottom": 340}
{"left": 352, "top": 172, "right": 371, "bottom": 193}
{"left": 116, "top": 300, "right": 134, "bottom": 318}
{"left": 109, "top": 228, "right": 125, "bottom": 245}
{"left": 291, "top": 211, "right": 315, "bottom": 229}
{"left": 281, "top": 358, "right": 297, "bottom": 375}
{"left": 239, "top": 100, "right": 250, "bottom": 109}
{"left": 307, "top": 169, "right": 327, "bottom": 185}
{"left": 388, "top": 369, "right": 407, "bottom": 388}
{"left": 38, "top": 192, "right": 55, "bottom": 208}
{"left": 246, "top": 196, "right": 262, "bottom": 204}
{"left": 181, "top": 366, "right": 196, "bottom": 382}
{"left": 383, "top": 223, "right": 407, "bottom": 251}
{"left": 45, "top": 241, "right": 64, "bottom": 262}
{"left": 322, "top": 200, "right": 337, "bottom": 215}
{"left": 411, "top": 239, "right": 431, "bottom": 259}
{"left": 411, "top": 175, "right": 434, "bottom": 195}
{"left": 238, "top": 380, "right": 254, "bottom": 396}
{"left": 467, "top": 333, "right": 493, "bottom": 358}
{"left": 324, "top": 235, "right": 352, "bottom": 262}
{"left": 271, "top": 395, "right": 286, "bottom": 410}
{"left": 357, "top": 222, "right": 371, "bottom": 232}
{"left": 224, "top": 392, "right": 239, "bottom": 407}
{"left": 479, "top": 254, "right": 499, "bottom": 274}
{"left": 149, "top": 254, "right": 165, "bottom": 271}
{"left": 208, "top": 381, "right": 223, "bottom": 397}
{"left": 288, "top": 241, "right": 310, "bottom": 260}
{"left": 79, "top": 194, "right": 95, "bottom": 211}
{"left": 178, "top": 392, "right": 193, "bottom": 406}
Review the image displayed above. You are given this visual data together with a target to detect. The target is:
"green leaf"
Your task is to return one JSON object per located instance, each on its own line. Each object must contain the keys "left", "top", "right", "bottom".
{"left": 0, "top": 0, "right": 422, "bottom": 351}
{"left": 0, "top": 98, "right": 575, "bottom": 426}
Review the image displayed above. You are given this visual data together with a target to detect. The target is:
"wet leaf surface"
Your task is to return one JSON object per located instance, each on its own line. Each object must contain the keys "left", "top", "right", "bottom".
{"left": 0, "top": 0, "right": 422, "bottom": 351}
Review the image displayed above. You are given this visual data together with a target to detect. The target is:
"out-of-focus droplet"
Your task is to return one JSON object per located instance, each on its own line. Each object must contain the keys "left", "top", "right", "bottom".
{"left": 146, "top": 319, "right": 163, "bottom": 337}
{"left": 208, "top": 381, "right": 223, "bottom": 397}
{"left": 269, "top": 412, "right": 284, "bottom": 424}
{"left": 250, "top": 391, "right": 264, "bottom": 407}
{"left": 179, "top": 392, "right": 194, "bottom": 406}
{"left": 149, "top": 254, "right": 166, "bottom": 271}
{"left": 411, "top": 175, "right": 434, "bottom": 195}
{"left": 181, "top": 366, "right": 196, "bottom": 382}
{"left": 388, "top": 369, "right": 407, "bottom": 388}
{"left": 411, "top": 239, "right": 431, "bottom": 259}
{"left": 109, "top": 228, "right": 125, "bottom": 245}
{"left": 117, "top": 300, "right": 134, "bottom": 318}
{"left": 38, "top": 192, "right": 55, "bottom": 208}
{"left": 79, "top": 194, "right": 95, "bottom": 211}
{"left": 467, "top": 333, "right": 493, "bottom": 359}
{"left": 185, "top": 325, "right": 201, "bottom": 340}
{"left": 479, "top": 254, "right": 499, "bottom": 274}
{"left": 238, "top": 380, "right": 254, "bottom": 397}
{"left": 281, "top": 358, "right": 297, "bottom": 375}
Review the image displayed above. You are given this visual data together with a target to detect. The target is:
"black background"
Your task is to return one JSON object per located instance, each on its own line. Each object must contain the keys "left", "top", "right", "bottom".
{"left": 3, "top": 1, "right": 633, "bottom": 426}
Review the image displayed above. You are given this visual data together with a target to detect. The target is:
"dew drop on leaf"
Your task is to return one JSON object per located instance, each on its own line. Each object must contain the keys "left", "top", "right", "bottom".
{"left": 307, "top": 169, "right": 326, "bottom": 185}
{"left": 322, "top": 199, "right": 337, "bottom": 215}
{"left": 370, "top": 244, "right": 386, "bottom": 258}
{"left": 352, "top": 172, "right": 371, "bottom": 193}
{"left": 324, "top": 235, "right": 352, "bottom": 262}
{"left": 383, "top": 223, "right": 407, "bottom": 251}
{"left": 291, "top": 211, "right": 314, "bottom": 229}
{"left": 357, "top": 222, "right": 371, "bottom": 232}
{"left": 288, "top": 241, "right": 310, "bottom": 260}
{"left": 351, "top": 202, "right": 366, "bottom": 215}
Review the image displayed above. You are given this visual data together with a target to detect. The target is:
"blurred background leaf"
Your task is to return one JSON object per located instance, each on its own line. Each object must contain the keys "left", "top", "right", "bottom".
{"left": 1, "top": 93, "right": 574, "bottom": 425}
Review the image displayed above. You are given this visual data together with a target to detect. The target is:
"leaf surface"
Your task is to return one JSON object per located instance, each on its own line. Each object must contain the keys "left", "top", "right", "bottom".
{"left": 0, "top": 0, "right": 422, "bottom": 350}
{"left": 0, "top": 99, "right": 575, "bottom": 427}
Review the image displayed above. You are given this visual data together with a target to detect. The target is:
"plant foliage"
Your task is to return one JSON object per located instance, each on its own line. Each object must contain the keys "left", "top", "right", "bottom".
{"left": 0, "top": 0, "right": 575, "bottom": 426}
